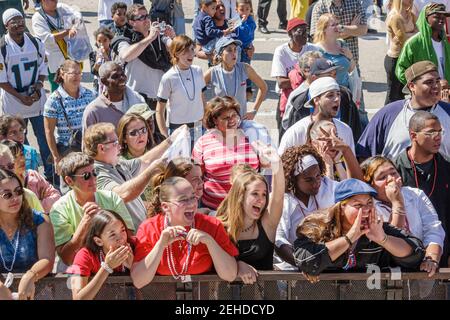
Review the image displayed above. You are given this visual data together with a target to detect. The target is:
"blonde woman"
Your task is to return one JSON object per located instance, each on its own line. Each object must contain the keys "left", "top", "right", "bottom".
{"left": 313, "top": 13, "right": 355, "bottom": 89}
{"left": 294, "top": 178, "right": 425, "bottom": 282}
{"left": 216, "top": 141, "right": 284, "bottom": 284}
{"left": 384, "top": 0, "right": 417, "bottom": 104}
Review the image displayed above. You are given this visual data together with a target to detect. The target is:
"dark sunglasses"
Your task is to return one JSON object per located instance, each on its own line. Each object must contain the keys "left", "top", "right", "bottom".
{"left": 71, "top": 170, "right": 98, "bottom": 181}
{"left": 128, "top": 127, "right": 148, "bottom": 137}
{"left": 0, "top": 187, "right": 24, "bottom": 200}
{"left": 132, "top": 14, "right": 149, "bottom": 21}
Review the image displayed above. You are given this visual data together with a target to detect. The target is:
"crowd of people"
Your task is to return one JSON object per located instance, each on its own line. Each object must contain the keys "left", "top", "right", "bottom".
{"left": 0, "top": 0, "right": 450, "bottom": 301}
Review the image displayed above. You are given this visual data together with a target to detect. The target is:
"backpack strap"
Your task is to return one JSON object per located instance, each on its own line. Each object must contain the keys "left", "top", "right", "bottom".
{"left": 25, "top": 32, "right": 42, "bottom": 59}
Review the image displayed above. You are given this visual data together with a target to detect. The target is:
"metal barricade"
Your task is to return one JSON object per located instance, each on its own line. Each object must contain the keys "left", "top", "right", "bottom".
{"left": 2, "top": 269, "right": 450, "bottom": 300}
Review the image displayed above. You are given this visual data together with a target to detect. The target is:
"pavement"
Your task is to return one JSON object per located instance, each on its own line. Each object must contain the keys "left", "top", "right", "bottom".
{"left": 20, "top": 0, "right": 389, "bottom": 149}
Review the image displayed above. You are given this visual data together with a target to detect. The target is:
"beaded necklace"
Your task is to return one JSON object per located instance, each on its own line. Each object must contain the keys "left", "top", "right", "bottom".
{"left": 176, "top": 66, "right": 196, "bottom": 101}
{"left": 164, "top": 215, "right": 194, "bottom": 281}
{"left": 0, "top": 229, "right": 20, "bottom": 288}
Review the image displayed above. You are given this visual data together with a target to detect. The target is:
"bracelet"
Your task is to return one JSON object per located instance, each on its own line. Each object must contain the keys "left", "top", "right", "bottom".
{"left": 392, "top": 211, "right": 406, "bottom": 216}
{"left": 423, "top": 256, "right": 440, "bottom": 265}
{"left": 344, "top": 235, "right": 353, "bottom": 247}
{"left": 101, "top": 261, "right": 113, "bottom": 274}
{"left": 379, "top": 234, "right": 388, "bottom": 245}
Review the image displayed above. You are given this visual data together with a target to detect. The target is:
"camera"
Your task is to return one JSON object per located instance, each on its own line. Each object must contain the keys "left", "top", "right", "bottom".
{"left": 158, "top": 21, "right": 167, "bottom": 34}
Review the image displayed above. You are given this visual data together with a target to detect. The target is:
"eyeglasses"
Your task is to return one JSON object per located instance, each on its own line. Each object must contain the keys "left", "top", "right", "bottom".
{"left": 71, "top": 170, "right": 98, "bottom": 181}
{"left": 102, "top": 139, "right": 119, "bottom": 147}
{"left": 416, "top": 130, "right": 445, "bottom": 138}
{"left": 0, "top": 163, "right": 15, "bottom": 171}
{"left": 167, "top": 195, "right": 198, "bottom": 207}
{"left": 0, "top": 187, "right": 24, "bottom": 200}
{"left": 132, "top": 14, "right": 150, "bottom": 21}
{"left": 128, "top": 127, "right": 148, "bottom": 137}
{"left": 7, "top": 127, "right": 25, "bottom": 138}
{"left": 218, "top": 113, "right": 240, "bottom": 122}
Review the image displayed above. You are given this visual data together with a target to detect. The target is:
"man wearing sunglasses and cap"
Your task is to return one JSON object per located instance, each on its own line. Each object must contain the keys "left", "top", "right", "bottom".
{"left": 0, "top": 1, "right": 29, "bottom": 36}
{"left": 396, "top": 2, "right": 450, "bottom": 88}
{"left": 49, "top": 152, "right": 134, "bottom": 270}
{"left": 278, "top": 76, "right": 356, "bottom": 156}
{"left": 82, "top": 61, "right": 145, "bottom": 135}
{"left": 358, "top": 60, "right": 450, "bottom": 161}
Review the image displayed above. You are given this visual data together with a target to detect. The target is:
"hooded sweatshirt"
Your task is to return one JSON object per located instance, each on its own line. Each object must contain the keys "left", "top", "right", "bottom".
{"left": 395, "top": 8, "right": 450, "bottom": 84}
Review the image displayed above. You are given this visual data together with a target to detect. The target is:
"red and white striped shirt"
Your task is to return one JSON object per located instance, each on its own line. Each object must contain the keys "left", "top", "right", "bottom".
{"left": 192, "top": 129, "right": 260, "bottom": 209}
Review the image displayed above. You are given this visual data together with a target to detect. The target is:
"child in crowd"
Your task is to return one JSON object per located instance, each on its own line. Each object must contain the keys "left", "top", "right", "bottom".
{"left": 231, "top": 0, "right": 256, "bottom": 98}
{"left": 106, "top": 2, "right": 131, "bottom": 36}
{"left": 0, "top": 115, "right": 41, "bottom": 172}
{"left": 193, "top": 0, "right": 234, "bottom": 57}
{"left": 98, "top": 0, "right": 132, "bottom": 27}
{"left": 67, "top": 210, "right": 135, "bottom": 300}
{"left": 1, "top": 140, "right": 60, "bottom": 214}
{"left": 156, "top": 35, "right": 206, "bottom": 144}
{"left": 89, "top": 27, "right": 114, "bottom": 95}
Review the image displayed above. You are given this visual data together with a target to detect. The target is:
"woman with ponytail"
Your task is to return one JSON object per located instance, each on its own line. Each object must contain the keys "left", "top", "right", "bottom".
{"left": 131, "top": 176, "right": 238, "bottom": 288}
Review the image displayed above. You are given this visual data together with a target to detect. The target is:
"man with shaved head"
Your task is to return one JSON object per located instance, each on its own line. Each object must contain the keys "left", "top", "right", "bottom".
{"left": 82, "top": 61, "right": 144, "bottom": 134}
{"left": 394, "top": 110, "right": 450, "bottom": 267}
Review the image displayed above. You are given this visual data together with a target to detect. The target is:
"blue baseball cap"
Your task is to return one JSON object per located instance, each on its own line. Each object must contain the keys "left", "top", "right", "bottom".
{"left": 215, "top": 37, "right": 242, "bottom": 56}
{"left": 334, "top": 179, "right": 377, "bottom": 203}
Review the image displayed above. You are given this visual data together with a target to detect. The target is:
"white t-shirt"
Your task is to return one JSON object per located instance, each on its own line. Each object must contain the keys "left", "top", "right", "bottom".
{"left": 98, "top": 0, "right": 132, "bottom": 21}
{"left": 432, "top": 39, "right": 445, "bottom": 79}
{"left": 274, "top": 177, "right": 339, "bottom": 271}
{"left": 270, "top": 42, "right": 320, "bottom": 93}
{"left": 31, "top": 3, "right": 76, "bottom": 73}
{"left": 278, "top": 116, "right": 355, "bottom": 156}
{"left": 0, "top": 34, "right": 48, "bottom": 118}
{"left": 375, "top": 186, "right": 445, "bottom": 248}
{"left": 118, "top": 41, "right": 165, "bottom": 98}
{"left": 157, "top": 65, "right": 205, "bottom": 124}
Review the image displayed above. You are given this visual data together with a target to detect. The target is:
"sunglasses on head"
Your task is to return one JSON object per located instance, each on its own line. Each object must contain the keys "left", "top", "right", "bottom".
{"left": 132, "top": 14, "right": 149, "bottom": 21}
{"left": 0, "top": 187, "right": 24, "bottom": 200}
{"left": 71, "top": 170, "right": 98, "bottom": 181}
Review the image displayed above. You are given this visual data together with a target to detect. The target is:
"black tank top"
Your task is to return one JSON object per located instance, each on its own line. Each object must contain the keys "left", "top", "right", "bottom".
{"left": 237, "top": 220, "right": 274, "bottom": 270}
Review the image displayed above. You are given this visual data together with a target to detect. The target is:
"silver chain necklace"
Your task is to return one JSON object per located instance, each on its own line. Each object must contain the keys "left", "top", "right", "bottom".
{"left": 0, "top": 229, "right": 20, "bottom": 272}
{"left": 0, "top": 228, "right": 20, "bottom": 289}
{"left": 175, "top": 66, "right": 196, "bottom": 101}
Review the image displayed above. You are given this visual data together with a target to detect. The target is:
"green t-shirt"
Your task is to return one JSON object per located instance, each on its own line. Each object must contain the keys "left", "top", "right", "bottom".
{"left": 49, "top": 190, "right": 135, "bottom": 247}
{"left": 24, "top": 188, "right": 44, "bottom": 213}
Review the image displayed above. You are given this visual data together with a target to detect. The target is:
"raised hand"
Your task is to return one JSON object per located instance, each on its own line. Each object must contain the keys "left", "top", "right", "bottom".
{"left": 186, "top": 229, "right": 212, "bottom": 246}
{"left": 365, "top": 207, "right": 386, "bottom": 244}
{"left": 160, "top": 226, "right": 187, "bottom": 247}
{"left": 345, "top": 208, "right": 370, "bottom": 244}
{"left": 251, "top": 140, "right": 281, "bottom": 170}
{"left": 385, "top": 176, "right": 403, "bottom": 205}
{"left": 105, "top": 245, "right": 131, "bottom": 269}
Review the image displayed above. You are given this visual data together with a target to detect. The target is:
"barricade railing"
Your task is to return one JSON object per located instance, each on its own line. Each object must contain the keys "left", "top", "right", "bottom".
{"left": 3, "top": 269, "right": 450, "bottom": 300}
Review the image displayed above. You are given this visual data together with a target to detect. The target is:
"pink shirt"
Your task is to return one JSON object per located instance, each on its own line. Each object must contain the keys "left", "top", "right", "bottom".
{"left": 25, "top": 169, "right": 61, "bottom": 214}
{"left": 192, "top": 129, "right": 260, "bottom": 209}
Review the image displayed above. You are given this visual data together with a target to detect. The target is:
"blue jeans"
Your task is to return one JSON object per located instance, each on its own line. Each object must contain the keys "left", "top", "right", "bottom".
{"left": 241, "top": 47, "right": 253, "bottom": 91}
{"left": 173, "top": 17, "right": 186, "bottom": 35}
{"left": 23, "top": 115, "right": 54, "bottom": 182}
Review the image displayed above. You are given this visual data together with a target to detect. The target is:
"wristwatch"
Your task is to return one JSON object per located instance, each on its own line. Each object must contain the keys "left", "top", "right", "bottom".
{"left": 101, "top": 261, "right": 113, "bottom": 274}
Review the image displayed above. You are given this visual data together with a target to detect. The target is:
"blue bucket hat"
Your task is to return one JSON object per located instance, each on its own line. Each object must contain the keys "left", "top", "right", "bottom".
{"left": 215, "top": 36, "right": 242, "bottom": 56}
{"left": 334, "top": 179, "right": 377, "bottom": 203}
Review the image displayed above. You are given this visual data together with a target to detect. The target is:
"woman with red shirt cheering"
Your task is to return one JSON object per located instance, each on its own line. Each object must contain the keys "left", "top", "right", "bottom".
{"left": 131, "top": 177, "right": 238, "bottom": 288}
{"left": 66, "top": 210, "right": 134, "bottom": 300}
